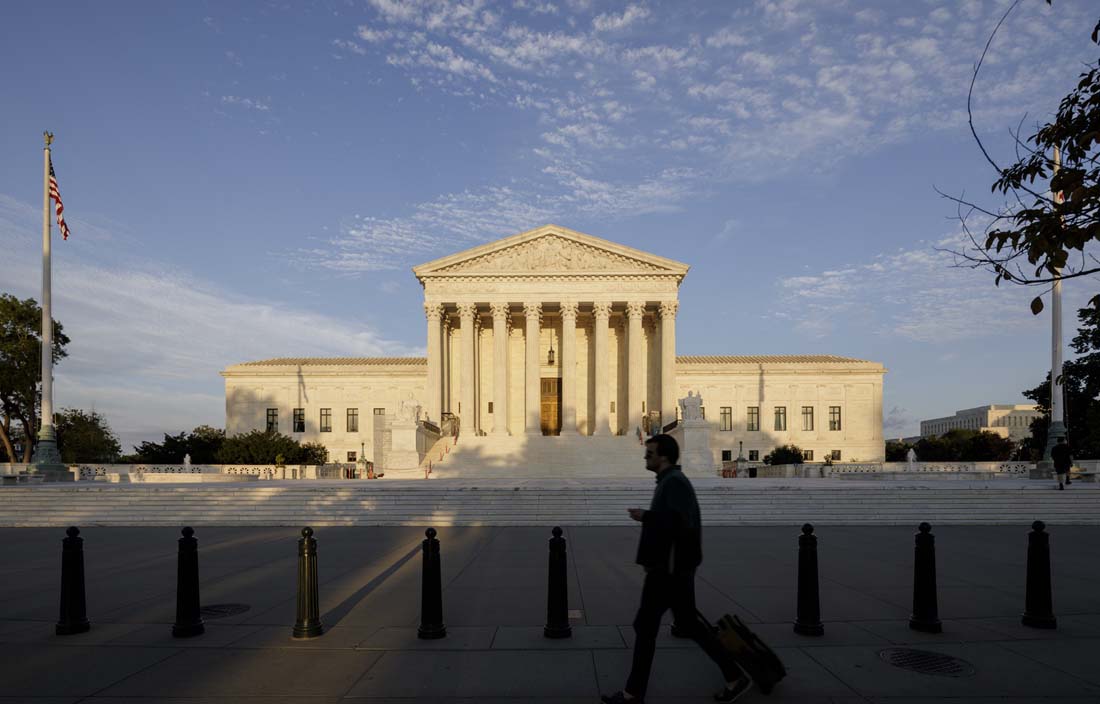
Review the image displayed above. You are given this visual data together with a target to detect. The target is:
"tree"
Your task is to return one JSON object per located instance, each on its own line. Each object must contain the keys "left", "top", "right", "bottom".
{"left": 187, "top": 425, "right": 226, "bottom": 463}
{"left": 763, "top": 444, "right": 804, "bottom": 465}
{"left": 0, "top": 294, "right": 69, "bottom": 462}
{"left": 914, "top": 429, "right": 1015, "bottom": 462}
{"left": 1021, "top": 304, "right": 1100, "bottom": 458}
{"left": 214, "top": 430, "right": 328, "bottom": 465}
{"left": 54, "top": 408, "right": 121, "bottom": 463}
{"left": 945, "top": 3, "right": 1100, "bottom": 313}
{"left": 885, "top": 440, "right": 913, "bottom": 462}
{"left": 129, "top": 425, "right": 226, "bottom": 464}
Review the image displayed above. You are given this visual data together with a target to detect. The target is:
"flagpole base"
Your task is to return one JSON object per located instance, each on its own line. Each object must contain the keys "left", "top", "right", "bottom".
{"left": 30, "top": 427, "right": 72, "bottom": 481}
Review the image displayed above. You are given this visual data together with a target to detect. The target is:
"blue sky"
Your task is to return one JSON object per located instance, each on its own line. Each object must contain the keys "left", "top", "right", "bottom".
{"left": 1, "top": 0, "right": 1097, "bottom": 452}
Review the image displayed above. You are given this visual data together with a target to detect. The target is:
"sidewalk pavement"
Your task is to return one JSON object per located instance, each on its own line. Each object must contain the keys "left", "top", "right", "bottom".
{"left": 1, "top": 524, "right": 1098, "bottom": 703}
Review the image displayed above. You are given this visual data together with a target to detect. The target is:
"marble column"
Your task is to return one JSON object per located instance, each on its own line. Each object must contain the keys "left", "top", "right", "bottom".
{"left": 474, "top": 315, "right": 484, "bottom": 434}
{"left": 660, "top": 301, "right": 678, "bottom": 430}
{"left": 490, "top": 303, "right": 510, "bottom": 436}
{"left": 560, "top": 301, "right": 578, "bottom": 435}
{"left": 442, "top": 317, "right": 452, "bottom": 414}
{"left": 626, "top": 301, "right": 645, "bottom": 435}
{"left": 424, "top": 303, "right": 443, "bottom": 424}
{"left": 457, "top": 303, "right": 477, "bottom": 434}
{"left": 592, "top": 302, "right": 611, "bottom": 436}
{"left": 524, "top": 302, "right": 542, "bottom": 435}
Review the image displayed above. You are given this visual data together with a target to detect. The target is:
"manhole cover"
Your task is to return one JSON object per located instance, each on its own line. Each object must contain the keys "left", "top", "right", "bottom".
{"left": 878, "top": 648, "right": 975, "bottom": 677}
{"left": 199, "top": 603, "right": 251, "bottom": 620}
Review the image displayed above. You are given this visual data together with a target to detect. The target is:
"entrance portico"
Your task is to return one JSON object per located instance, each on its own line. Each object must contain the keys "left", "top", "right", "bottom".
{"left": 413, "top": 225, "right": 689, "bottom": 437}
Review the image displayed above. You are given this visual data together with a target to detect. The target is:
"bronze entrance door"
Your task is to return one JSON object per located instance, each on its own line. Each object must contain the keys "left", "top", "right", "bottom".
{"left": 540, "top": 378, "right": 562, "bottom": 435}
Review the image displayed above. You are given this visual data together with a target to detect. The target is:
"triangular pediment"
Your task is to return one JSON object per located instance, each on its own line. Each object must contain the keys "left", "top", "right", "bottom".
{"left": 413, "top": 224, "right": 689, "bottom": 279}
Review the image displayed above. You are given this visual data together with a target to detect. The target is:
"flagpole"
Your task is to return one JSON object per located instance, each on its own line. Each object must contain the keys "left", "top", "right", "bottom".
{"left": 31, "top": 131, "right": 65, "bottom": 475}
{"left": 1041, "top": 145, "right": 1067, "bottom": 463}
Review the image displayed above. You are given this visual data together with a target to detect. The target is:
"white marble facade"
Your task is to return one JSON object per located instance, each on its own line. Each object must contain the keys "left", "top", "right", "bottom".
{"left": 222, "top": 225, "right": 887, "bottom": 465}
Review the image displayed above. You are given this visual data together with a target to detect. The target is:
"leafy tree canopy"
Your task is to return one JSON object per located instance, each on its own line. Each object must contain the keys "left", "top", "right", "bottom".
{"left": 946, "top": 3, "right": 1100, "bottom": 313}
{"left": 0, "top": 293, "right": 69, "bottom": 462}
{"left": 128, "top": 425, "right": 226, "bottom": 464}
{"left": 213, "top": 430, "right": 328, "bottom": 465}
{"left": 763, "top": 444, "right": 804, "bottom": 465}
{"left": 1021, "top": 304, "right": 1100, "bottom": 459}
{"left": 910, "top": 429, "right": 1016, "bottom": 462}
{"left": 55, "top": 408, "right": 121, "bottom": 463}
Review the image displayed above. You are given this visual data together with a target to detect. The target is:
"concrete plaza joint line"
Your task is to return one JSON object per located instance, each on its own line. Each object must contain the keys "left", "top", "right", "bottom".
{"left": 0, "top": 523, "right": 1098, "bottom": 702}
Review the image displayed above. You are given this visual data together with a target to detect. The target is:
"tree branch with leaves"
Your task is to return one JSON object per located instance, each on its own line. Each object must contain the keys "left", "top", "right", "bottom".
{"left": 941, "top": 0, "right": 1100, "bottom": 314}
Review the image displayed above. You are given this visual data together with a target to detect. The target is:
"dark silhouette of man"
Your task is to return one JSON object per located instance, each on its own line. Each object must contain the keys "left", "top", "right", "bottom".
{"left": 1051, "top": 436, "right": 1073, "bottom": 489}
{"left": 601, "top": 434, "right": 752, "bottom": 704}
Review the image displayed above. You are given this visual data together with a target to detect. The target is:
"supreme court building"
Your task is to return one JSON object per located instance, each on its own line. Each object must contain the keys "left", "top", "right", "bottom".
{"left": 223, "top": 225, "right": 887, "bottom": 471}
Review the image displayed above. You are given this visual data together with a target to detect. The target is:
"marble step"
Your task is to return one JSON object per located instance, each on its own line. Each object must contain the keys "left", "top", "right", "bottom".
{"left": 0, "top": 482, "right": 1096, "bottom": 526}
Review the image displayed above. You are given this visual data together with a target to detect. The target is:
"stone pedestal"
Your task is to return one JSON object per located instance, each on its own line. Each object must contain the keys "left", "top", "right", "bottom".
{"left": 679, "top": 419, "right": 713, "bottom": 475}
{"left": 386, "top": 422, "right": 421, "bottom": 470}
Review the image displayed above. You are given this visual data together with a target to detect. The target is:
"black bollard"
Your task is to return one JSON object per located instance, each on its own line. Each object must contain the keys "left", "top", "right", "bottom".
{"left": 56, "top": 526, "right": 90, "bottom": 635}
{"left": 292, "top": 527, "right": 324, "bottom": 639}
{"left": 909, "top": 522, "right": 942, "bottom": 633}
{"left": 544, "top": 526, "right": 572, "bottom": 638}
{"left": 418, "top": 527, "right": 446, "bottom": 639}
{"left": 1022, "top": 520, "right": 1057, "bottom": 629}
{"left": 793, "top": 523, "right": 824, "bottom": 636}
{"left": 172, "top": 527, "right": 205, "bottom": 638}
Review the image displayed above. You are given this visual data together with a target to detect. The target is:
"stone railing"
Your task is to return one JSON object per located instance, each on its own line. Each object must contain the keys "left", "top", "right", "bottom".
{"left": 66, "top": 463, "right": 363, "bottom": 482}
{"left": 716, "top": 461, "right": 1036, "bottom": 479}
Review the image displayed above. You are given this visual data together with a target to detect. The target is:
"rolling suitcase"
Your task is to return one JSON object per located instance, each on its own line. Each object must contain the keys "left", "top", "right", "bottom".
{"left": 704, "top": 611, "right": 787, "bottom": 695}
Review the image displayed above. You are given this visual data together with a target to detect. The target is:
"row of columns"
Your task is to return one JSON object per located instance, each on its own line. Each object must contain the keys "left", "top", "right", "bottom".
{"left": 424, "top": 300, "right": 678, "bottom": 436}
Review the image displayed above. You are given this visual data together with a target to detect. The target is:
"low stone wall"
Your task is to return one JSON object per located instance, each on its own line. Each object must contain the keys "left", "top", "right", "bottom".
{"left": 69, "top": 463, "right": 359, "bottom": 482}
{"left": 721, "top": 461, "right": 1035, "bottom": 480}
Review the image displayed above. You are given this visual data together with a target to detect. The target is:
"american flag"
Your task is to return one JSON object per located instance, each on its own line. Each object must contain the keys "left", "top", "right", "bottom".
{"left": 48, "top": 158, "right": 71, "bottom": 240}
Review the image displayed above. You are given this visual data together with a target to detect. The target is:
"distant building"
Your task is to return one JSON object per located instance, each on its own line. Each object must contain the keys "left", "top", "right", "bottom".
{"left": 920, "top": 405, "right": 1039, "bottom": 442}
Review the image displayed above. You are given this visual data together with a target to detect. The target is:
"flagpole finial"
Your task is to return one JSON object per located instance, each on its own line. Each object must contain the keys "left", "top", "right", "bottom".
{"left": 44, "top": 131, "right": 53, "bottom": 148}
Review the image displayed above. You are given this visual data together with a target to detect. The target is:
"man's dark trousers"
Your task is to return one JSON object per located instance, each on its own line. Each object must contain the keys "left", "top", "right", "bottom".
{"left": 626, "top": 569, "right": 743, "bottom": 699}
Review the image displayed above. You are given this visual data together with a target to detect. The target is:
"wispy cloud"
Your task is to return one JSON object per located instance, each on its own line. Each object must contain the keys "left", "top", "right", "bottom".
{"left": 220, "top": 95, "right": 270, "bottom": 111}
{"left": 0, "top": 195, "right": 415, "bottom": 449}
{"left": 771, "top": 228, "right": 1098, "bottom": 344}
{"left": 592, "top": 5, "right": 649, "bottom": 32}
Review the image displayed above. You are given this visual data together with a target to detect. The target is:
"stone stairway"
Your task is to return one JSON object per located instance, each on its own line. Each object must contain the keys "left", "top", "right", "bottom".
{"left": 425, "top": 434, "right": 644, "bottom": 478}
{"left": 0, "top": 478, "right": 1096, "bottom": 526}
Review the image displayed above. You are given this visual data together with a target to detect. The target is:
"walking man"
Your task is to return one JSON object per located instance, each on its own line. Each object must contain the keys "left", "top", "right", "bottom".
{"left": 601, "top": 434, "right": 753, "bottom": 704}
{"left": 1051, "top": 436, "right": 1073, "bottom": 489}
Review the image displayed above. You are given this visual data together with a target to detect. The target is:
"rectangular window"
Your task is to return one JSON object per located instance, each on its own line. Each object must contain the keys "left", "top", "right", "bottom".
{"left": 293, "top": 408, "right": 305, "bottom": 433}
{"left": 347, "top": 451, "right": 357, "bottom": 463}
{"left": 721, "top": 449, "right": 732, "bottom": 462}
{"left": 747, "top": 406, "right": 759, "bottom": 431}
{"left": 748, "top": 450, "right": 759, "bottom": 461}
{"left": 610, "top": 401, "right": 616, "bottom": 413}
{"left": 803, "top": 449, "right": 814, "bottom": 461}
{"left": 774, "top": 406, "right": 787, "bottom": 431}
{"left": 266, "top": 408, "right": 278, "bottom": 433}
{"left": 488, "top": 402, "right": 494, "bottom": 414}
{"left": 829, "top": 406, "right": 842, "bottom": 431}
{"left": 347, "top": 408, "right": 359, "bottom": 433}
{"left": 720, "top": 407, "right": 732, "bottom": 431}
{"left": 802, "top": 406, "right": 814, "bottom": 431}
{"left": 830, "top": 449, "right": 841, "bottom": 461}
{"left": 320, "top": 408, "right": 332, "bottom": 433}
{"left": 373, "top": 407, "right": 386, "bottom": 415}
{"left": 700, "top": 406, "right": 706, "bottom": 420}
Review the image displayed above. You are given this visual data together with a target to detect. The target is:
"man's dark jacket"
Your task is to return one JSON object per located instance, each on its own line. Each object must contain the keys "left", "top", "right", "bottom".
{"left": 635, "top": 466, "right": 702, "bottom": 574}
{"left": 1051, "top": 443, "right": 1073, "bottom": 472}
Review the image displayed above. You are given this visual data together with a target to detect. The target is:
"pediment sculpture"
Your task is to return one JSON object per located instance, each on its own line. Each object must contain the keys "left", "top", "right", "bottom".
{"left": 439, "top": 235, "right": 663, "bottom": 274}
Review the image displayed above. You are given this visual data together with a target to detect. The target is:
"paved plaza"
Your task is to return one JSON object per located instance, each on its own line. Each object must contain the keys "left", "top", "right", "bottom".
{"left": 1, "top": 524, "right": 1098, "bottom": 703}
